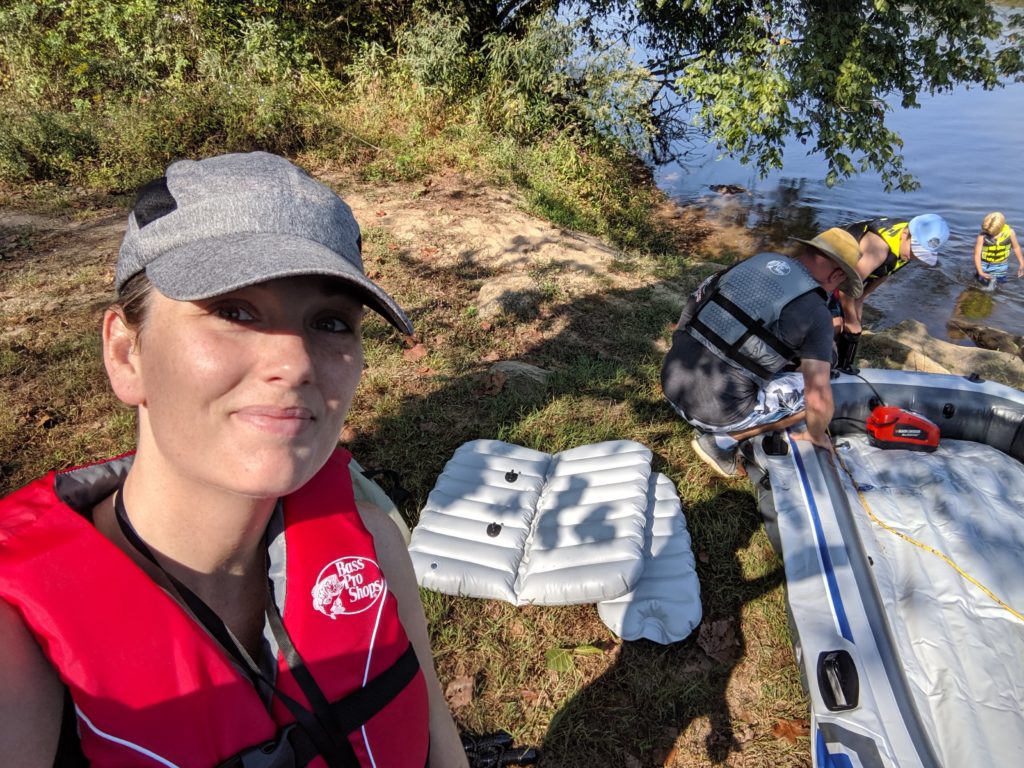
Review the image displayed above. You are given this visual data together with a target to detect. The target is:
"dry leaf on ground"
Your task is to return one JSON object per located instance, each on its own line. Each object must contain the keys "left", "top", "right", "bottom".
{"left": 697, "top": 617, "right": 740, "bottom": 663}
{"left": 519, "top": 689, "right": 551, "bottom": 710}
{"left": 403, "top": 343, "right": 428, "bottom": 361}
{"left": 445, "top": 675, "right": 475, "bottom": 709}
{"left": 771, "top": 718, "right": 810, "bottom": 743}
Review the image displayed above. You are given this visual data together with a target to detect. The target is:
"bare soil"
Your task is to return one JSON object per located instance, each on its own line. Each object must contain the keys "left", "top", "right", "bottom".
{"left": 3, "top": 169, "right": 1019, "bottom": 767}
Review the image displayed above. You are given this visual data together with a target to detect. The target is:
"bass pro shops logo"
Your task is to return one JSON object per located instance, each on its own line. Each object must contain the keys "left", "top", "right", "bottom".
{"left": 766, "top": 259, "right": 791, "bottom": 276}
{"left": 311, "top": 557, "right": 386, "bottom": 619}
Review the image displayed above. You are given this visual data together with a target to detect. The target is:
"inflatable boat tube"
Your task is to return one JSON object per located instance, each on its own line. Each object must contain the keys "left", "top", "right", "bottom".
{"left": 745, "top": 369, "right": 1024, "bottom": 768}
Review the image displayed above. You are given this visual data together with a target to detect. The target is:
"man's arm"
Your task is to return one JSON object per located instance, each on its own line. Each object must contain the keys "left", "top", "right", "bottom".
{"left": 793, "top": 358, "right": 834, "bottom": 449}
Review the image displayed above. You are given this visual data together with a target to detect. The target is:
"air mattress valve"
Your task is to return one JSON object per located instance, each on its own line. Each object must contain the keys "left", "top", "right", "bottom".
{"left": 866, "top": 406, "right": 940, "bottom": 452}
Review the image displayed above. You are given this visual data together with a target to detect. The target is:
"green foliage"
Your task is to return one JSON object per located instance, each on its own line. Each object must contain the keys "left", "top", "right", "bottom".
{"left": 394, "top": 11, "right": 475, "bottom": 97}
{"left": 584, "top": 0, "right": 1024, "bottom": 191}
{"left": 337, "top": 11, "right": 667, "bottom": 250}
{"left": 0, "top": 0, "right": 346, "bottom": 189}
{"left": 0, "top": 105, "right": 100, "bottom": 183}
{"left": 2, "top": 0, "right": 1020, "bottom": 194}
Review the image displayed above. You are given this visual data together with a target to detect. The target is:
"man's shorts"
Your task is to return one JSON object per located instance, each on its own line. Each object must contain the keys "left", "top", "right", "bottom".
{"left": 676, "top": 372, "right": 807, "bottom": 434}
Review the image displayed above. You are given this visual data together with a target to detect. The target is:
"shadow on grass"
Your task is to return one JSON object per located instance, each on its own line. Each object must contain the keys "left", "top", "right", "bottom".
{"left": 346, "top": 242, "right": 795, "bottom": 765}
{"left": 539, "top": 490, "right": 784, "bottom": 766}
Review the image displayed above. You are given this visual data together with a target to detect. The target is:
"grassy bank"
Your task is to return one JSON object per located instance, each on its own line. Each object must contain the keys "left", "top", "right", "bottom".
{"left": 0, "top": 175, "right": 810, "bottom": 766}
{"left": 1, "top": 6, "right": 811, "bottom": 766}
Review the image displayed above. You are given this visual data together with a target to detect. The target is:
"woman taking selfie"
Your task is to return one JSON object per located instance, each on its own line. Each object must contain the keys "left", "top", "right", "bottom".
{"left": 0, "top": 152, "right": 468, "bottom": 767}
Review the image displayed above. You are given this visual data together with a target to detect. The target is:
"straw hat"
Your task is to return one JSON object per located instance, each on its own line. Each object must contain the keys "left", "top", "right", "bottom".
{"left": 790, "top": 228, "right": 863, "bottom": 297}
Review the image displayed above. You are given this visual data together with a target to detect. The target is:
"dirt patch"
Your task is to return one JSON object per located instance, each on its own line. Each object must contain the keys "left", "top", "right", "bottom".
{"left": 1, "top": 168, "right": 1002, "bottom": 768}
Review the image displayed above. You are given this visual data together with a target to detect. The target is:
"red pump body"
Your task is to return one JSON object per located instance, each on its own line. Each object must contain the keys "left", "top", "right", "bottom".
{"left": 865, "top": 406, "right": 940, "bottom": 452}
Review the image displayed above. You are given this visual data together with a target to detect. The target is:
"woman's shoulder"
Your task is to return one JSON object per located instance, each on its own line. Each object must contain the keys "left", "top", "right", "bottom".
{"left": 355, "top": 498, "right": 409, "bottom": 561}
{"left": 347, "top": 457, "right": 411, "bottom": 544}
{"left": 0, "top": 598, "right": 64, "bottom": 764}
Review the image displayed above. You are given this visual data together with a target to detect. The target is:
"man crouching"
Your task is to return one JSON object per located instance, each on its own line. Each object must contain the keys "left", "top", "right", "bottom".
{"left": 661, "top": 229, "right": 862, "bottom": 477}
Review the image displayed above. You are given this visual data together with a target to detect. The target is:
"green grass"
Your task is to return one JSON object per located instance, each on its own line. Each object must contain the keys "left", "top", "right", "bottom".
{"left": 0, "top": 97, "right": 812, "bottom": 768}
{"left": 337, "top": 238, "right": 812, "bottom": 764}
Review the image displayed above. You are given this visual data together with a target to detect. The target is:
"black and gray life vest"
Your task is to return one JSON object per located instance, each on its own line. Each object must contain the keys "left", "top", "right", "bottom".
{"left": 685, "top": 252, "right": 824, "bottom": 385}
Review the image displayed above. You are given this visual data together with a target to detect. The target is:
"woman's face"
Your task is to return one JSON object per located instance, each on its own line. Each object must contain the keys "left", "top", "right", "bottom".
{"left": 111, "top": 275, "right": 365, "bottom": 499}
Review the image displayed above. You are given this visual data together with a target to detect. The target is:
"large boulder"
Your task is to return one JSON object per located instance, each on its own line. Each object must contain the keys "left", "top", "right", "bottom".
{"left": 862, "top": 320, "right": 1024, "bottom": 390}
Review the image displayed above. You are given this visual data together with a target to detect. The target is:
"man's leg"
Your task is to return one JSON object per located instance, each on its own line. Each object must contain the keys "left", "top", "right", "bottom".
{"left": 727, "top": 411, "right": 807, "bottom": 442}
{"left": 689, "top": 373, "right": 808, "bottom": 477}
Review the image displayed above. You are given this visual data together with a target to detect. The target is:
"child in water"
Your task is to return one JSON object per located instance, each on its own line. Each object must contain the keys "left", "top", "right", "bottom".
{"left": 974, "top": 211, "right": 1024, "bottom": 288}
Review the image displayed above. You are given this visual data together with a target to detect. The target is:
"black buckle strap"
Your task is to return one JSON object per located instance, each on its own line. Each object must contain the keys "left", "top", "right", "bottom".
{"left": 688, "top": 314, "right": 775, "bottom": 381}
{"left": 329, "top": 642, "right": 419, "bottom": 733}
{"left": 215, "top": 643, "right": 421, "bottom": 768}
{"left": 114, "top": 491, "right": 358, "bottom": 767}
{"left": 688, "top": 291, "right": 801, "bottom": 381}
{"left": 710, "top": 293, "right": 800, "bottom": 361}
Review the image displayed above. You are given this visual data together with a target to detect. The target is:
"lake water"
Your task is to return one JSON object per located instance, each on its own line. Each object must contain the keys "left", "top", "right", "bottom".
{"left": 655, "top": 47, "right": 1024, "bottom": 342}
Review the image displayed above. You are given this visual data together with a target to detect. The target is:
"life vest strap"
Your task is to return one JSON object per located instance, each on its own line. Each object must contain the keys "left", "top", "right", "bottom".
{"left": 216, "top": 643, "right": 421, "bottom": 768}
{"left": 688, "top": 292, "right": 799, "bottom": 381}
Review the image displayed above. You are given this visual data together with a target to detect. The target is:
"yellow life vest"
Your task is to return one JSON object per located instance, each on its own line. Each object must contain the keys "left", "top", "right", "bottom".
{"left": 845, "top": 218, "right": 910, "bottom": 282}
{"left": 981, "top": 224, "right": 1013, "bottom": 264}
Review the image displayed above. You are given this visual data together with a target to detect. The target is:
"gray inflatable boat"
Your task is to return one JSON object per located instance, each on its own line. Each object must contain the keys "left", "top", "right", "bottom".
{"left": 744, "top": 368, "right": 1024, "bottom": 767}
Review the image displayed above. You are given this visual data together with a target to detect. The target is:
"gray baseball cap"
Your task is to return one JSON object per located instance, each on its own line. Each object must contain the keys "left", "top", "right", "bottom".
{"left": 117, "top": 151, "right": 413, "bottom": 335}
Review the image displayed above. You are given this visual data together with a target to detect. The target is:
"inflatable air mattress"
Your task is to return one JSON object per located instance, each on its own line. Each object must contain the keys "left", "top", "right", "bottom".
{"left": 409, "top": 439, "right": 701, "bottom": 643}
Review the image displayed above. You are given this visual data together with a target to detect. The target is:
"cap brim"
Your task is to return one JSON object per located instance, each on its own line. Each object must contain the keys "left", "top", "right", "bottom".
{"left": 789, "top": 237, "right": 864, "bottom": 298}
{"left": 912, "top": 245, "right": 938, "bottom": 267}
{"left": 145, "top": 232, "right": 413, "bottom": 335}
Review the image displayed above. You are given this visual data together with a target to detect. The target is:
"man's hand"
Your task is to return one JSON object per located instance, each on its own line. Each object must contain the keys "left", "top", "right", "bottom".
{"left": 799, "top": 358, "right": 835, "bottom": 448}
{"left": 790, "top": 428, "right": 834, "bottom": 452}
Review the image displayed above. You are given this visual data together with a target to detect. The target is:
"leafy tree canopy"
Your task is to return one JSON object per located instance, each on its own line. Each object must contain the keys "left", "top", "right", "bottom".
{"left": 436, "top": 0, "right": 1024, "bottom": 190}
{"left": 2, "top": 0, "right": 1021, "bottom": 191}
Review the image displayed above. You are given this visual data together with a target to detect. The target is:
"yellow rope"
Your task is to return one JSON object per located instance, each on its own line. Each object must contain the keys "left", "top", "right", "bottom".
{"left": 833, "top": 446, "right": 1024, "bottom": 623}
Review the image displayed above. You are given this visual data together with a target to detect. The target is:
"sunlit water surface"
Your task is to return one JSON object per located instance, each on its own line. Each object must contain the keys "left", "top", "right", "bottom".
{"left": 656, "top": 59, "right": 1024, "bottom": 342}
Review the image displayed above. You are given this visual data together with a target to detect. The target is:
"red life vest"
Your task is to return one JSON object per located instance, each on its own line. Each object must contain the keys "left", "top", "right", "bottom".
{"left": 0, "top": 449, "right": 429, "bottom": 768}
